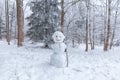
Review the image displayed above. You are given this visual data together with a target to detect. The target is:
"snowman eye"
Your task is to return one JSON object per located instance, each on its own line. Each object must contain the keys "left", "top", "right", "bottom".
{"left": 56, "top": 36, "right": 58, "bottom": 38}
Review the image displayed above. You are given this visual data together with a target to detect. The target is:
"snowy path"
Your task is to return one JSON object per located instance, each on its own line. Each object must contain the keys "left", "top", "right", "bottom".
{"left": 0, "top": 41, "right": 120, "bottom": 80}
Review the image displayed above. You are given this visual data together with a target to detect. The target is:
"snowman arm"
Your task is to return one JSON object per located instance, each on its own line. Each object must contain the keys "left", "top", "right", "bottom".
{"left": 65, "top": 48, "right": 67, "bottom": 52}
{"left": 64, "top": 44, "right": 67, "bottom": 52}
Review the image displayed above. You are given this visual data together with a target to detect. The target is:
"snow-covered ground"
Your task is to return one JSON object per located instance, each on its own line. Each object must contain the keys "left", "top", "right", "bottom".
{"left": 0, "top": 40, "right": 120, "bottom": 80}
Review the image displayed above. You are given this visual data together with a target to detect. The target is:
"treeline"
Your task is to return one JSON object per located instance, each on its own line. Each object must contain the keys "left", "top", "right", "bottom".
{"left": 64, "top": 0, "right": 120, "bottom": 52}
{"left": 0, "top": 0, "right": 120, "bottom": 52}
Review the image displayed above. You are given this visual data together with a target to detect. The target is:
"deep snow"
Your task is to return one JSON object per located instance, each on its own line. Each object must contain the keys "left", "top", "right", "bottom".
{"left": 0, "top": 40, "right": 120, "bottom": 80}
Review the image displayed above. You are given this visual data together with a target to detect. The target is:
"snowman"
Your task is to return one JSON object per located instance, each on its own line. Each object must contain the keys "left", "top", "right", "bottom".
{"left": 50, "top": 31, "right": 67, "bottom": 68}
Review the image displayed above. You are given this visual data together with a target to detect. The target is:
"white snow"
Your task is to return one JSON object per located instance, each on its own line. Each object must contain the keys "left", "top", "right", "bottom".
{"left": 0, "top": 40, "right": 120, "bottom": 80}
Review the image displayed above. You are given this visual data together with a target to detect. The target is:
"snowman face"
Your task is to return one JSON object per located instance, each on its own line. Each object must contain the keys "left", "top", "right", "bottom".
{"left": 52, "top": 31, "right": 65, "bottom": 43}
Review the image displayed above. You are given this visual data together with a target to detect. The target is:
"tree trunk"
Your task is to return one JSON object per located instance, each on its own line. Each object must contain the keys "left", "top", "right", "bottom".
{"left": 21, "top": 0, "right": 24, "bottom": 42}
{"left": 78, "top": 34, "right": 80, "bottom": 44}
{"left": 104, "top": 0, "right": 111, "bottom": 51}
{"left": 61, "top": 0, "right": 64, "bottom": 33}
{"left": 85, "top": 1, "right": 89, "bottom": 52}
{"left": 0, "top": 12, "right": 2, "bottom": 40}
{"left": 103, "top": 0, "right": 107, "bottom": 51}
{"left": 16, "top": 0, "right": 24, "bottom": 47}
{"left": 72, "top": 33, "right": 75, "bottom": 48}
{"left": 92, "top": 24, "right": 95, "bottom": 50}
{"left": 89, "top": 23, "right": 93, "bottom": 50}
{"left": 92, "top": 5, "right": 95, "bottom": 50}
{"left": 85, "top": 15, "right": 89, "bottom": 52}
{"left": 88, "top": 2, "right": 93, "bottom": 50}
{"left": 0, "top": 22, "right": 2, "bottom": 40}
{"left": 5, "top": 0, "right": 10, "bottom": 45}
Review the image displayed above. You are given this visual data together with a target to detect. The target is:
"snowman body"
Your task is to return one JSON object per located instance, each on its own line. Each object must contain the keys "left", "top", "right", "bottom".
{"left": 50, "top": 31, "right": 67, "bottom": 68}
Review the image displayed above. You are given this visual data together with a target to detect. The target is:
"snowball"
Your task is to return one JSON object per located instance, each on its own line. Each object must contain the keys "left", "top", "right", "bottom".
{"left": 52, "top": 43, "right": 66, "bottom": 54}
{"left": 50, "top": 53, "right": 67, "bottom": 68}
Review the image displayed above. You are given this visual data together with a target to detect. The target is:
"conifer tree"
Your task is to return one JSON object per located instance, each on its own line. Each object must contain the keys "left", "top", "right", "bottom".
{"left": 26, "top": 0, "right": 60, "bottom": 47}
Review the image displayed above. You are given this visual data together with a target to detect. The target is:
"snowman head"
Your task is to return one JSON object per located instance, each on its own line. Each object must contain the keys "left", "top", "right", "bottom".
{"left": 52, "top": 31, "right": 65, "bottom": 43}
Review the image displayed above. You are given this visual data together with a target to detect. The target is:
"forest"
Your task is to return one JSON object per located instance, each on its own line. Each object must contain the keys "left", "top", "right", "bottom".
{"left": 0, "top": 0, "right": 120, "bottom": 80}
{"left": 0, "top": 0, "right": 120, "bottom": 51}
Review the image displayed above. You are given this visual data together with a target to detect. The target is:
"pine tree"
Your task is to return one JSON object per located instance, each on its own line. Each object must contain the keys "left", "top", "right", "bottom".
{"left": 26, "top": 0, "right": 60, "bottom": 47}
